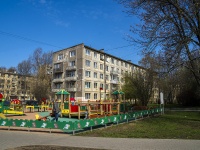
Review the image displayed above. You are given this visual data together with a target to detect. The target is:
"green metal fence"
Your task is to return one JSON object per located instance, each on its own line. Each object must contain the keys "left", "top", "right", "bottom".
{"left": 0, "top": 107, "right": 163, "bottom": 134}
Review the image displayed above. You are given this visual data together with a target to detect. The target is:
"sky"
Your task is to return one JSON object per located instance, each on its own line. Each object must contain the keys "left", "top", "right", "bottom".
{"left": 0, "top": 0, "right": 141, "bottom": 68}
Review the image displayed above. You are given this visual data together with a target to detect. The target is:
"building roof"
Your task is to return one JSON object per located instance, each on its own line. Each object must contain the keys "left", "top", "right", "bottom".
{"left": 53, "top": 43, "right": 144, "bottom": 69}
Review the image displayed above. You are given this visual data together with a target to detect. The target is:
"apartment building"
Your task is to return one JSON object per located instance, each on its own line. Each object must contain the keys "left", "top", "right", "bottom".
{"left": 52, "top": 43, "right": 142, "bottom": 101}
{"left": 0, "top": 71, "right": 33, "bottom": 100}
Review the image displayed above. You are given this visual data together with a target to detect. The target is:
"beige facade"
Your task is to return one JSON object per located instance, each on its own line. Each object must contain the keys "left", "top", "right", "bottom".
{"left": 52, "top": 43, "right": 142, "bottom": 101}
{"left": 0, "top": 71, "right": 33, "bottom": 100}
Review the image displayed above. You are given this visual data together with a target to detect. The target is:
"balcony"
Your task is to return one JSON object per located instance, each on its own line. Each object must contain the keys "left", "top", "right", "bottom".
{"left": 52, "top": 89, "right": 61, "bottom": 92}
{"left": 65, "top": 76, "right": 77, "bottom": 81}
{"left": 66, "top": 66, "right": 76, "bottom": 70}
{"left": 110, "top": 80, "right": 119, "bottom": 84}
{"left": 67, "top": 88, "right": 76, "bottom": 91}
{"left": 53, "top": 68, "right": 63, "bottom": 73}
{"left": 110, "top": 70, "right": 119, "bottom": 75}
{"left": 52, "top": 78, "right": 64, "bottom": 82}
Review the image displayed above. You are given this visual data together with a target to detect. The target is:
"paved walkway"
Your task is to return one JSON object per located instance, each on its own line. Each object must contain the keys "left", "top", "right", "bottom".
{"left": 0, "top": 130, "right": 200, "bottom": 150}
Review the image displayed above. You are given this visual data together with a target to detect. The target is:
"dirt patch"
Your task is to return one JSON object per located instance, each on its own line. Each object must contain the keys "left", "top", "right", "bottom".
{"left": 6, "top": 145, "right": 108, "bottom": 150}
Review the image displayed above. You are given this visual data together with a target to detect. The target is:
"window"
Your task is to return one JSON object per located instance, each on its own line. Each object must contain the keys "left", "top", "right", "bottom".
{"left": 94, "top": 52, "right": 97, "bottom": 58}
{"left": 94, "top": 62, "right": 98, "bottom": 68}
{"left": 86, "top": 49, "right": 90, "bottom": 56}
{"left": 85, "top": 82, "right": 90, "bottom": 89}
{"left": 85, "top": 82, "right": 91, "bottom": 88}
{"left": 111, "top": 67, "right": 114, "bottom": 72}
{"left": 100, "top": 64, "right": 103, "bottom": 70}
{"left": 55, "top": 73, "right": 62, "bottom": 79}
{"left": 55, "top": 83, "right": 62, "bottom": 89}
{"left": 66, "top": 82, "right": 75, "bottom": 88}
{"left": 100, "top": 74, "right": 103, "bottom": 79}
{"left": 94, "top": 93, "right": 97, "bottom": 99}
{"left": 106, "top": 75, "right": 109, "bottom": 81}
{"left": 94, "top": 72, "right": 97, "bottom": 78}
{"left": 58, "top": 54, "right": 63, "bottom": 60}
{"left": 100, "top": 54, "right": 104, "bottom": 60}
{"left": 85, "top": 93, "right": 91, "bottom": 99}
{"left": 116, "top": 60, "right": 119, "bottom": 65}
{"left": 106, "top": 66, "right": 109, "bottom": 71}
{"left": 69, "top": 61, "right": 75, "bottom": 66}
{"left": 94, "top": 82, "right": 98, "bottom": 88}
{"left": 85, "top": 71, "right": 91, "bottom": 77}
{"left": 69, "top": 50, "right": 76, "bottom": 57}
{"left": 85, "top": 60, "right": 91, "bottom": 67}
{"left": 106, "top": 84, "right": 108, "bottom": 90}
{"left": 125, "top": 63, "right": 127, "bottom": 68}
{"left": 121, "top": 61, "right": 123, "bottom": 66}
{"left": 66, "top": 71, "right": 75, "bottom": 77}
{"left": 100, "top": 84, "right": 103, "bottom": 89}
{"left": 106, "top": 56, "right": 109, "bottom": 62}
{"left": 54, "top": 63, "right": 60, "bottom": 69}
{"left": 111, "top": 58, "right": 114, "bottom": 64}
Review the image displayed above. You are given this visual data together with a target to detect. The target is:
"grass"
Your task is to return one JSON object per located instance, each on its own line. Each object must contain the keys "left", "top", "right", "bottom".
{"left": 77, "top": 111, "right": 200, "bottom": 139}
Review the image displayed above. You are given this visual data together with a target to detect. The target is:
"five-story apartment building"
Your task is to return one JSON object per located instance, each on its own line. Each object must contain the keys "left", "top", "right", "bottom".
{"left": 52, "top": 43, "right": 142, "bottom": 101}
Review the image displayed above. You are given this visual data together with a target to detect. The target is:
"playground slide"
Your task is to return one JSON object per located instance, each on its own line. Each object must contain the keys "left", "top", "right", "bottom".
{"left": 0, "top": 113, "right": 6, "bottom": 119}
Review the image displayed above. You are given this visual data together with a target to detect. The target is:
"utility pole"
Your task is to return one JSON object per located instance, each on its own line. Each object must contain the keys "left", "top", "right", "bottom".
{"left": 104, "top": 52, "right": 106, "bottom": 101}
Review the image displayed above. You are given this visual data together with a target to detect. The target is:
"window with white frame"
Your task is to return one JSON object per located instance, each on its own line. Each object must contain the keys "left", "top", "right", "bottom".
{"left": 106, "top": 66, "right": 109, "bottom": 71}
{"left": 106, "top": 75, "right": 109, "bottom": 80}
{"left": 100, "top": 73, "right": 103, "bottom": 79}
{"left": 85, "top": 49, "right": 90, "bottom": 56}
{"left": 85, "top": 82, "right": 91, "bottom": 88}
{"left": 94, "top": 93, "right": 97, "bottom": 99}
{"left": 100, "top": 84, "right": 103, "bottom": 89}
{"left": 94, "top": 52, "right": 97, "bottom": 58}
{"left": 69, "top": 50, "right": 76, "bottom": 57}
{"left": 94, "top": 82, "right": 98, "bottom": 88}
{"left": 111, "top": 58, "right": 114, "bottom": 64}
{"left": 125, "top": 63, "right": 127, "bottom": 68}
{"left": 111, "top": 67, "right": 114, "bottom": 72}
{"left": 94, "top": 62, "right": 98, "bottom": 68}
{"left": 116, "top": 60, "right": 119, "bottom": 65}
{"left": 100, "top": 64, "right": 103, "bottom": 70}
{"left": 106, "top": 56, "right": 109, "bottom": 62}
{"left": 55, "top": 73, "right": 62, "bottom": 79}
{"left": 100, "top": 54, "right": 104, "bottom": 60}
{"left": 55, "top": 83, "right": 62, "bottom": 89}
{"left": 85, "top": 71, "right": 91, "bottom": 77}
{"left": 58, "top": 54, "right": 63, "bottom": 60}
{"left": 85, "top": 60, "right": 91, "bottom": 67}
{"left": 94, "top": 72, "right": 97, "bottom": 78}
{"left": 85, "top": 93, "right": 91, "bottom": 99}
{"left": 106, "top": 84, "right": 109, "bottom": 90}
{"left": 66, "top": 70, "right": 75, "bottom": 77}
{"left": 66, "top": 82, "right": 75, "bottom": 88}
{"left": 69, "top": 61, "right": 75, "bottom": 66}
{"left": 54, "top": 63, "right": 61, "bottom": 69}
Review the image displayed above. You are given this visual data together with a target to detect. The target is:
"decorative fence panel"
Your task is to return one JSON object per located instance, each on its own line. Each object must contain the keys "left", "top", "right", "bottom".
{"left": 0, "top": 107, "right": 163, "bottom": 134}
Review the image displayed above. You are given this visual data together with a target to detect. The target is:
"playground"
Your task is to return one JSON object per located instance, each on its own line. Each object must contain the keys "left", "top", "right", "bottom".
{"left": 0, "top": 91, "right": 163, "bottom": 134}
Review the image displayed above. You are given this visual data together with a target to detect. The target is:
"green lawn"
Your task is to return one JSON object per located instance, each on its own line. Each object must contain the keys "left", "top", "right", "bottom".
{"left": 78, "top": 111, "right": 200, "bottom": 139}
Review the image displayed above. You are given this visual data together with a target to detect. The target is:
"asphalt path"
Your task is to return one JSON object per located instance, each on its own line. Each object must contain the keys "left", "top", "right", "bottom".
{"left": 0, "top": 130, "right": 200, "bottom": 150}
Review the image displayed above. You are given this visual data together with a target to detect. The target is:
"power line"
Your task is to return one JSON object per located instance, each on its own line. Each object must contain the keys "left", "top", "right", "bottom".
{"left": 0, "top": 30, "right": 63, "bottom": 49}
{"left": 105, "top": 43, "right": 135, "bottom": 51}
{"left": 0, "top": 30, "right": 141, "bottom": 62}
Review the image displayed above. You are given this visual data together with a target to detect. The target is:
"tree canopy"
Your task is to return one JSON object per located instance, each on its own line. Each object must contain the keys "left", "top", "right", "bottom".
{"left": 119, "top": 0, "right": 200, "bottom": 86}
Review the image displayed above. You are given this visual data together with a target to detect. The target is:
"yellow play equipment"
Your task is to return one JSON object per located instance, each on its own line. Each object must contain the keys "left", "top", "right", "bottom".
{"left": 0, "top": 113, "right": 6, "bottom": 119}
{"left": 0, "top": 94, "right": 24, "bottom": 116}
